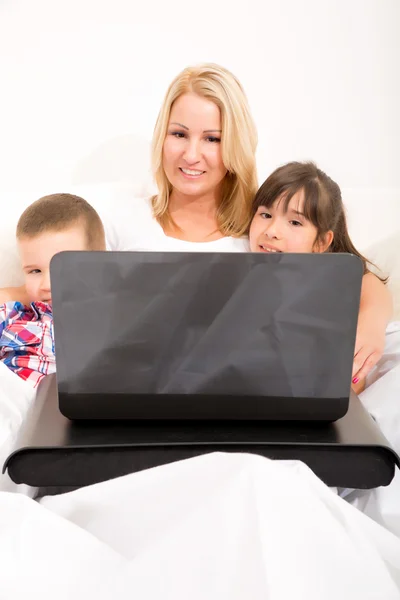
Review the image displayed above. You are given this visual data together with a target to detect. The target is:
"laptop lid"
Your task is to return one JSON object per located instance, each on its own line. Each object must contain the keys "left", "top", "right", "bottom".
{"left": 51, "top": 252, "right": 363, "bottom": 421}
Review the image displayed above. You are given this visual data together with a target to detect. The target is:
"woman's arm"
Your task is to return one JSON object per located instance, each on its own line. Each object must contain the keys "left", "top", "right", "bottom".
{"left": 360, "top": 273, "right": 393, "bottom": 323}
{"left": 352, "top": 273, "right": 393, "bottom": 385}
{"left": 0, "top": 285, "right": 30, "bottom": 305}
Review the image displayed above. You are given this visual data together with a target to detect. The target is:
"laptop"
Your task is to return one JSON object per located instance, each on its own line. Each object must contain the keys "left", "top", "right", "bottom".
{"left": 50, "top": 251, "right": 363, "bottom": 422}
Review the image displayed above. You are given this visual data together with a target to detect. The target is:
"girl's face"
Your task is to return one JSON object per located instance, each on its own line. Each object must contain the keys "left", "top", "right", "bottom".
{"left": 249, "top": 190, "right": 333, "bottom": 254}
{"left": 162, "top": 92, "right": 227, "bottom": 200}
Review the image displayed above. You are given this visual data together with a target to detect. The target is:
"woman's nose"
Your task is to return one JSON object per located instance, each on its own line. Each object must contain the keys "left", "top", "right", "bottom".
{"left": 182, "top": 139, "right": 201, "bottom": 164}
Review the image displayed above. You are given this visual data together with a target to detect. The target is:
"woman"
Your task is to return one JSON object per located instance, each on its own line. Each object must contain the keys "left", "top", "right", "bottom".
{"left": 0, "top": 63, "right": 392, "bottom": 381}
{"left": 105, "top": 62, "right": 258, "bottom": 252}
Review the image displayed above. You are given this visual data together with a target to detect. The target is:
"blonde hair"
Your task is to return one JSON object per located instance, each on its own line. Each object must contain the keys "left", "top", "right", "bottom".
{"left": 17, "top": 193, "right": 106, "bottom": 251}
{"left": 151, "top": 63, "right": 258, "bottom": 237}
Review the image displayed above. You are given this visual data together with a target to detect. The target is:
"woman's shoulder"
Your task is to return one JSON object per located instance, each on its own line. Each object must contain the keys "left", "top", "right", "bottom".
{"left": 217, "top": 236, "right": 250, "bottom": 252}
{"left": 99, "top": 193, "right": 251, "bottom": 253}
{"left": 101, "top": 196, "right": 157, "bottom": 251}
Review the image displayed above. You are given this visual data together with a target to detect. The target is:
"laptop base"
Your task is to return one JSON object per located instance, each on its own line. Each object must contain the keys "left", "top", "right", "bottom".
{"left": 3, "top": 375, "right": 399, "bottom": 492}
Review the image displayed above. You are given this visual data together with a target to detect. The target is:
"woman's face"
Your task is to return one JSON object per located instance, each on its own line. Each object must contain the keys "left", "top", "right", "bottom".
{"left": 162, "top": 92, "right": 227, "bottom": 199}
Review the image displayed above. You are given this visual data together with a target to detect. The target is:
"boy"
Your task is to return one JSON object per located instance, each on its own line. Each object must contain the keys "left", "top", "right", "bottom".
{"left": 0, "top": 193, "right": 106, "bottom": 386}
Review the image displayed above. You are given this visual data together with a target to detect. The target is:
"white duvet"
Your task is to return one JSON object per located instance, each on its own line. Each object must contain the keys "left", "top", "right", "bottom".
{"left": 0, "top": 363, "right": 37, "bottom": 494}
{"left": 0, "top": 324, "right": 399, "bottom": 599}
{"left": 1, "top": 453, "right": 400, "bottom": 600}
{"left": 341, "top": 322, "right": 400, "bottom": 536}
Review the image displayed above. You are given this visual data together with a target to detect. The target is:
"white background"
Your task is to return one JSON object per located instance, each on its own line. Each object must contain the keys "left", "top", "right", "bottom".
{"left": 0, "top": 0, "right": 399, "bottom": 249}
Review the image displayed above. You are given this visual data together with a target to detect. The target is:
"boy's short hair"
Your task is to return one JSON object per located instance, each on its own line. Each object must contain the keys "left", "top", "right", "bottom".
{"left": 16, "top": 193, "right": 106, "bottom": 250}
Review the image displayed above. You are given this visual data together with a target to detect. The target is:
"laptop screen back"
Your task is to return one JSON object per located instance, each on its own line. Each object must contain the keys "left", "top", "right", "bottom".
{"left": 51, "top": 252, "right": 362, "bottom": 421}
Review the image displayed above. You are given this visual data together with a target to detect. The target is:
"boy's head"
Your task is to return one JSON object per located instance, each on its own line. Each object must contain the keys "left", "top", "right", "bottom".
{"left": 16, "top": 193, "right": 106, "bottom": 304}
{"left": 249, "top": 162, "right": 343, "bottom": 254}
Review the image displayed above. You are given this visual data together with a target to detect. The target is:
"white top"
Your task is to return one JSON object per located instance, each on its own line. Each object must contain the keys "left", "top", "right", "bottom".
{"left": 102, "top": 197, "right": 250, "bottom": 253}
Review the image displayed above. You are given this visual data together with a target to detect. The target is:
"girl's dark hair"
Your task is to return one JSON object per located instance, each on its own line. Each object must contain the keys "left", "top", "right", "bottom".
{"left": 252, "top": 161, "right": 387, "bottom": 282}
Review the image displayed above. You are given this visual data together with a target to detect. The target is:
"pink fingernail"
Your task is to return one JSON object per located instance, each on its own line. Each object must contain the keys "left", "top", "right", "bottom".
{"left": 352, "top": 377, "right": 359, "bottom": 384}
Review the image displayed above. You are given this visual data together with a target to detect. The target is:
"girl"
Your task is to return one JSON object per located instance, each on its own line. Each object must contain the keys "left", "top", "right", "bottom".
{"left": 249, "top": 161, "right": 391, "bottom": 393}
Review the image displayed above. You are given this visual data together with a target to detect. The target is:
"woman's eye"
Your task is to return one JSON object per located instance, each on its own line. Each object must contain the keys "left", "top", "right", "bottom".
{"left": 290, "top": 220, "right": 302, "bottom": 227}
{"left": 29, "top": 269, "right": 41, "bottom": 275}
{"left": 260, "top": 212, "right": 271, "bottom": 219}
{"left": 206, "top": 136, "right": 221, "bottom": 143}
{"left": 170, "top": 131, "right": 186, "bottom": 139}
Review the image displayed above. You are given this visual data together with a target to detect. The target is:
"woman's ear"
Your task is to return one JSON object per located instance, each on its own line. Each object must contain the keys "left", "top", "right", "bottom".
{"left": 314, "top": 230, "right": 334, "bottom": 253}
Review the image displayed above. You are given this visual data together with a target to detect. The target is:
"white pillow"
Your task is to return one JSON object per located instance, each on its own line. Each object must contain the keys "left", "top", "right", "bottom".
{"left": 364, "top": 230, "right": 400, "bottom": 321}
{"left": 0, "top": 194, "right": 35, "bottom": 288}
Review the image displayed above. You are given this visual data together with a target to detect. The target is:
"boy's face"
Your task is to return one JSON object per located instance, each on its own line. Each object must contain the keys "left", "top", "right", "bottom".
{"left": 18, "top": 226, "right": 88, "bottom": 304}
{"left": 249, "top": 190, "right": 333, "bottom": 254}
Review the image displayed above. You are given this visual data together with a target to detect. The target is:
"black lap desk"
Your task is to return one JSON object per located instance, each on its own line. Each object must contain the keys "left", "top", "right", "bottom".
{"left": 3, "top": 375, "right": 399, "bottom": 492}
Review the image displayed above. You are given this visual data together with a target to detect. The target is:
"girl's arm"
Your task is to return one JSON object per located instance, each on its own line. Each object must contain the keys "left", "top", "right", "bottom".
{"left": 0, "top": 285, "right": 30, "bottom": 305}
{"left": 352, "top": 273, "right": 393, "bottom": 386}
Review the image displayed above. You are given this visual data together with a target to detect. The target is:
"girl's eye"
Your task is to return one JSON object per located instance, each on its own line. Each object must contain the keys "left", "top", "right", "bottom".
{"left": 290, "top": 220, "right": 302, "bottom": 227}
{"left": 29, "top": 269, "right": 41, "bottom": 275}
{"left": 170, "top": 131, "right": 186, "bottom": 138}
{"left": 260, "top": 212, "right": 271, "bottom": 219}
{"left": 206, "top": 136, "right": 221, "bottom": 143}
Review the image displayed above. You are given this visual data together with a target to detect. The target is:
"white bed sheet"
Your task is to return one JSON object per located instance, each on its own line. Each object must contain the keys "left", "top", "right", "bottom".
{"left": 1, "top": 453, "right": 400, "bottom": 600}
{"left": 343, "top": 321, "right": 400, "bottom": 536}
{"left": 0, "top": 362, "right": 40, "bottom": 495}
